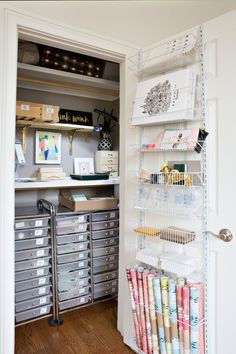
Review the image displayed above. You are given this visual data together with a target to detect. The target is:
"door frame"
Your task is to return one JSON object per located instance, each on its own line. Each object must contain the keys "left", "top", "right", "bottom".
{"left": 0, "top": 4, "right": 138, "bottom": 354}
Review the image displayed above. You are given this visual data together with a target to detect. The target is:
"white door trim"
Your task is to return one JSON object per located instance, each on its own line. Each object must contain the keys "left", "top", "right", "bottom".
{"left": 0, "top": 5, "right": 137, "bottom": 354}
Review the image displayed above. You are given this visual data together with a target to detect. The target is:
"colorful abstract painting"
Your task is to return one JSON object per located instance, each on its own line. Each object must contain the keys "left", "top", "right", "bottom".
{"left": 35, "top": 131, "right": 61, "bottom": 164}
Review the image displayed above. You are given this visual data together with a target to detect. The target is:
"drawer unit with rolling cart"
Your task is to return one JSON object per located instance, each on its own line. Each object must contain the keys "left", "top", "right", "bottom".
{"left": 55, "top": 207, "right": 92, "bottom": 313}
{"left": 91, "top": 209, "right": 119, "bottom": 301}
{"left": 15, "top": 206, "right": 53, "bottom": 325}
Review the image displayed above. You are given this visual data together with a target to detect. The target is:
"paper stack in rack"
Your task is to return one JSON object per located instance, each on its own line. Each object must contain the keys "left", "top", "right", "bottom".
{"left": 37, "top": 167, "right": 66, "bottom": 181}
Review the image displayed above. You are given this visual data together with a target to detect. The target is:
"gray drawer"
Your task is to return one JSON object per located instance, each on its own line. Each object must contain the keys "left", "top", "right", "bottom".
{"left": 15, "top": 275, "right": 51, "bottom": 292}
{"left": 92, "top": 228, "right": 119, "bottom": 240}
{"left": 93, "top": 279, "right": 118, "bottom": 293}
{"left": 15, "top": 227, "right": 48, "bottom": 240}
{"left": 93, "top": 254, "right": 119, "bottom": 268}
{"left": 15, "top": 237, "right": 50, "bottom": 251}
{"left": 93, "top": 286, "right": 118, "bottom": 300}
{"left": 15, "top": 285, "right": 51, "bottom": 303}
{"left": 56, "top": 222, "right": 88, "bottom": 236}
{"left": 15, "top": 304, "right": 52, "bottom": 323}
{"left": 93, "top": 270, "right": 118, "bottom": 284}
{"left": 59, "top": 295, "right": 90, "bottom": 311}
{"left": 58, "top": 276, "right": 89, "bottom": 292}
{"left": 57, "top": 260, "right": 89, "bottom": 274}
{"left": 57, "top": 241, "right": 89, "bottom": 255}
{"left": 58, "top": 286, "right": 90, "bottom": 302}
{"left": 57, "top": 250, "right": 89, "bottom": 265}
{"left": 15, "top": 266, "right": 51, "bottom": 282}
{"left": 56, "top": 232, "right": 89, "bottom": 245}
{"left": 15, "top": 294, "right": 51, "bottom": 313}
{"left": 91, "top": 210, "right": 119, "bottom": 222}
{"left": 93, "top": 262, "right": 118, "bottom": 275}
{"left": 58, "top": 268, "right": 89, "bottom": 282}
{"left": 56, "top": 214, "right": 88, "bottom": 226}
{"left": 93, "top": 245, "right": 119, "bottom": 258}
{"left": 15, "top": 257, "right": 51, "bottom": 272}
{"left": 92, "top": 237, "right": 119, "bottom": 249}
{"left": 92, "top": 220, "right": 119, "bottom": 231}
{"left": 15, "top": 218, "right": 49, "bottom": 230}
{"left": 15, "top": 247, "right": 50, "bottom": 261}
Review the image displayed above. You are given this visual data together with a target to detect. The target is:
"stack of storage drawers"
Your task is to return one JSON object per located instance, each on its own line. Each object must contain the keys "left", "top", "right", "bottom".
{"left": 15, "top": 209, "right": 52, "bottom": 324}
{"left": 91, "top": 209, "right": 119, "bottom": 300}
{"left": 95, "top": 151, "right": 119, "bottom": 178}
{"left": 56, "top": 212, "right": 91, "bottom": 311}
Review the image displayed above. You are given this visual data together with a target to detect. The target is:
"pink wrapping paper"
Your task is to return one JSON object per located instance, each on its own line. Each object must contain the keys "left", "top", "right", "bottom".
{"left": 183, "top": 286, "right": 190, "bottom": 354}
{"left": 137, "top": 267, "right": 148, "bottom": 353}
{"left": 143, "top": 271, "right": 153, "bottom": 354}
{"left": 177, "top": 285, "right": 184, "bottom": 354}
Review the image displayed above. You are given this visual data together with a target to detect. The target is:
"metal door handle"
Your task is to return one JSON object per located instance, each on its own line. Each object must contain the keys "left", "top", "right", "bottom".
{"left": 206, "top": 229, "right": 233, "bottom": 242}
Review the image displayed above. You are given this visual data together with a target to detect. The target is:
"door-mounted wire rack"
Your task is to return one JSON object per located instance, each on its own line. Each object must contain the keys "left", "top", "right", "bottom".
{"left": 127, "top": 24, "right": 208, "bottom": 354}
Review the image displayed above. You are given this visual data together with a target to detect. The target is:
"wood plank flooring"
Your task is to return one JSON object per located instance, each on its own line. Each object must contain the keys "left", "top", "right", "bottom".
{"left": 15, "top": 300, "right": 133, "bottom": 354}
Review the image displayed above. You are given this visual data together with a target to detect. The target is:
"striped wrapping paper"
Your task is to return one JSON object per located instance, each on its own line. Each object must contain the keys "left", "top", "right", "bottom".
{"left": 190, "top": 287, "right": 199, "bottom": 354}
{"left": 129, "top": 268, "right": 141, "bottom": 331}
{"left": 177, "top": 285, "right": 184, "bottom": 354}
{"left": 187, "top": 282, "right": 204, "bottom": 354}
{"left": 183, "top": 286, "right": 190, "bottom": 354}
{"left": 153, "top": 276, "right": 167, "bottom": 354}
{"left": 126, "top": 268, "right": 142, "bottom": 349}
{"left": 161, "top": 276, "right": 172, "bottom": 354}
{"left": 137, "top": 267, "right": 148, "bottom": 353}
{"left": 148, "top": 274, "right": 159, "bottom": 354}
{"left": 169, "top": 279, "right": 180, "bottom": 354}
{"left": 143, "top": 271, "right": 153, "bottom": 354}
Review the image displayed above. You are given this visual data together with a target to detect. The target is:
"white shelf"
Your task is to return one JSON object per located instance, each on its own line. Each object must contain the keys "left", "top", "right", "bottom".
{"left": 17, "top": 63, "right": 119, "bottom": 101}
{"left": 16, "top": 119, "right": 94, "bottom": 132}
{"left": 15, "top": 177, "right": 120, "bottom": 190}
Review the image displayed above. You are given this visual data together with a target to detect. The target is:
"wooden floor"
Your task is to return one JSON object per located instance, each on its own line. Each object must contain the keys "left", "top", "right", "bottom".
{"left": 15, "top": 300, "right": 133, "bottom": 354}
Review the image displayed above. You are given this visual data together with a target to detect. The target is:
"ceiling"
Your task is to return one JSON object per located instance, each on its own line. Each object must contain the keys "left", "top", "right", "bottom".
{"left": 4, "top": 1, "right": 236, "bottom": 47}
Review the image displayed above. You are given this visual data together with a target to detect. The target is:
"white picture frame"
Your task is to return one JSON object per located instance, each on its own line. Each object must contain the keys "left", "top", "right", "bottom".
{"left": 35, "top": 131, "right": 62, "bottom": 165}
{"left": 74, "top": 158, "right": 94, "bottom": 175}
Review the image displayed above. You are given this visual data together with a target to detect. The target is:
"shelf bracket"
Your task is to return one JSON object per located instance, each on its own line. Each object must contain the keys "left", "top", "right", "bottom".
{"left": 22, "top": 126, "right": 29, "bottom": 155}
{"left": 68, "top": 130, "right": 78, "bottom": 155}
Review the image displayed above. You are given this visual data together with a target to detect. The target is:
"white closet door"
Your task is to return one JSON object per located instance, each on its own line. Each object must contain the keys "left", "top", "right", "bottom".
{"left": 204, "top": 10, "right": 236, "bottom": 354}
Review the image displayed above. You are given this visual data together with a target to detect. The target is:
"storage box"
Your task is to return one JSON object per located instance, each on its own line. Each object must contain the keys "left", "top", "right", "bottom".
{"left": 59, "top": 190, "right": 118, "bottom": 212}
{"left": 16, "top": 101, "right": 59, "bottom": 122}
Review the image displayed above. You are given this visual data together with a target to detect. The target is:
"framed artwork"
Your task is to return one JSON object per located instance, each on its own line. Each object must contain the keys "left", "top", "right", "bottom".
{"left": 74, "top": 158, "right": 94, "bottom": 175}
{"left": 35, "top": 131, "right": 61, "bottom": 164}
{"left": 132, "top": 68, "right": 196, "bottom": 126}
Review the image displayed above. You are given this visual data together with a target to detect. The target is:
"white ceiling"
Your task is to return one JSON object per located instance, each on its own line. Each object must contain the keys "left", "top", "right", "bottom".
{"left": 5, "top": 1, "right": 236, "bottom": 47}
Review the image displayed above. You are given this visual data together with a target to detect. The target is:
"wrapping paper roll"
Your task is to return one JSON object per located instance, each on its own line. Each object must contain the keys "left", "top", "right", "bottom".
{"left": 190, "top": 287, "right": 199, "bottom": 354}
{"left": 154, "top": 276, "right": 167, "bottom": 354}
{"left": 143, "top": 271, "right": 153, "bottom": 354}
{"left": 177, "top": 285, "right": 184, "bottom": 354}
{"left": 148, "top": 274, "right": 160, "bottom": 354}
{"left": 137, "top": 267, "right": 148, "bottom": 353}
{"left": 169, "top": 279, "right": 180, "bottom": 354}
{"left": 126, "top": 268, "right": 142, "bottom": 349}
{"left": 130, "top": 268, "right": 141, "bottom": 328}
{"left": 161, "top": 276, "right": 172, "bottom": 354}
{"left": 183, "top": 287, "right": 190, "bottom": 354}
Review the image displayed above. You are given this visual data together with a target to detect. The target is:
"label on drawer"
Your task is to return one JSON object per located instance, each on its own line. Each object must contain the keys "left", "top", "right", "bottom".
{"left": 78, "top": 224, "right": 85, "bottom": 231}
{"left": 110, "top": 212, "right": 115, "bottom": 218}
{"left": 39, "top": 287, "right": 46, "bottom": 295}
{"left": 40, "top": 307, "right": 47, "bottom": 315}
{"left": 36, "top": 238, "right": 44, "bottom": 245}
{"left": 17, "top": 232, "right": 24, "bottom": 239}
{"left": 46, "top": 107, "right": 54, "bottom": 113}
{"left": 79, "top": 288, "right": 85, "bottom": 295}
{"left": 40, "top": 297, "right": 47, "bottom": 305}
{"left": 37, "top": 260, "right": 45, "bottom": 267}
{"left": 79, "top": 235, "right": 84, "bottom": 241}
{"left": 109, "top": 255, "right": 115, "bottom": 261}
{"left": 39, "top": 277, "right": 46, "bottom": 285}
{"left": 110, "top": 222, "right": 115, "bottom": 227}
{"left": 79, "top": 261, "right": 84, "bottom": 267}
{"left": 35, "top": 220, "right": 43, "bottom": 227}
{"left": 80, "top": 297, "right": 85, "bottom": 303}
{"left": 110, "top": 231, "right": 114, "bottom": 235}
{"left": 78, "top": 271, "right": 83, "bottom": 276}
{"left": 20, "top": 104, "right": 30, "bottom": 110}
{"left": 35, "top": 229, "right": 43, "bottom": 236}
{"left": 79, "top": 253, "right": 84, "bottom": 259}
{"left": 15, "top": 222, "right": 25, "bottom": 229}
{"left": 79, "top": 280, "right": 84, "bottom": 286}
{"left": 78, "top": 244, "right": 84, "bottom": 249}
{"left": 37, "top": 268, "right": 44, "bottom": 276}
{"left": 37, "top": 250, "right": 45, "bottom": 257}
{"left": 78, "top": 216, "right": 85, "bottom": 222}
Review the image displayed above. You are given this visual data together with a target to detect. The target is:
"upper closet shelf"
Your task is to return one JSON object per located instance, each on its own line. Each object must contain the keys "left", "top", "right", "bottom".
{"left": 17, "top": 63, "right": 119, "bottom": 101}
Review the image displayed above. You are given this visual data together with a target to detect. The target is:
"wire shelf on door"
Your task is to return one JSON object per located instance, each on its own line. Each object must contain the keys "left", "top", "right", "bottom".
{"left": 134, "top": 226, "right": 196, "bottom": 244}
{"left": 140, "top": 140, "right": 206, "bottom": 153}
{"left": 138, "top": 170, "right": 204, "bottom": 187}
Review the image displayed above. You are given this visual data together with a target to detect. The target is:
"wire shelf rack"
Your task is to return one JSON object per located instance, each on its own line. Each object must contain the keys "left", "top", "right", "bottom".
{"left": 138, "top": 170, "right": 204, "bottom": 187}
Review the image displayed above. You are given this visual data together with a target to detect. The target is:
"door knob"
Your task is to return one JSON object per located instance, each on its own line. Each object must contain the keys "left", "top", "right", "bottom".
{"left": 206, "top": 229, "right": 233, "bottom": 242}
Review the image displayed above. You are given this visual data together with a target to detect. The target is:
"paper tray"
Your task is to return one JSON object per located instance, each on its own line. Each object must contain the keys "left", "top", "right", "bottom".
{"left": 70, "top": 173, "right": 109, "bottom": 180}
{"left": 59, "top": 195, "right": 118, "bottom": 212}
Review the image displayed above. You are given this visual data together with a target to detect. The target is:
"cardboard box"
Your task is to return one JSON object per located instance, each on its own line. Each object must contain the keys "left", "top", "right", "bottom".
{"left": 59, "top": 193, "right": 118, "bottom": 212}
{"left": 16, "top": 101, "right": 60, "bottom": 122}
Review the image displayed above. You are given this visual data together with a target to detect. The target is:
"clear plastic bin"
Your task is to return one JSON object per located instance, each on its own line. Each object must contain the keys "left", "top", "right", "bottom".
{"left": 15, "top": 304, "right": 52, "bottom": 323}
{"left": 15, "top": 266, "right": 51, "bottom": 282}
{"left": 15, "top": 294, "right": 51, "bottom": 313}
{"left": 57, "top": 250, "right": 89, "bottom": 264}
{"left": 15, "top": 247, "right": 50, "bottom": 262}
{"left": 92, "top": 237, "right": 119, "bottom": 249}
{"left": 15, "top": 237, "right": 50, "bottom": 251}
{"left": 57, "top": 260, "right": 89, "bottom": 274}
{"left": 15, "top": 227, "right": 48, "bottom": 240}
{"left": 15, "top": 275, "right": 51, "bottom": 292}
{"left": 56, "top": 232, "right": 89, "bottom": 245}
{"left": 56, "top": 222, "right": 88, "bottom": 236}
{"left": 58, "top": 286, "right": 90, "bottom": 302}
{"left": 58, "top": 277, "right": 89, "bottom": 292}
{"left": 15, "top": 257, "right": 51, "bottom": 272}
{"left": 59, "top": 295, "right": 90, "bottom": 311}
{"left": 57, "top": 241, "right": 89, "bottom": 255}
{"left": 15, "top": 218, "right": 49, "bottom": 230}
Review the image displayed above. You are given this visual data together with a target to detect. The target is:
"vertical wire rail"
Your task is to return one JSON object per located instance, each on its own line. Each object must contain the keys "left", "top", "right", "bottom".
{"left": 199, "top": 25, "right": 208, "bottom": 354}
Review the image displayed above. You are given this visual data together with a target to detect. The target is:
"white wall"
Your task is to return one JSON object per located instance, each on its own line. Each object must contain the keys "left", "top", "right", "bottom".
{"left": 4, "top": 0, "right": 236, "bottom": 47}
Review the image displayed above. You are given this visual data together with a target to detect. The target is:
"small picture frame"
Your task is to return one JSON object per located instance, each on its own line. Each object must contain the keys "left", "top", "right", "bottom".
{"left": 74, "top": 158, "right": 94, "bottom": 175}
{"left": 35, "top": 131, "right": 61, "bottom": 164}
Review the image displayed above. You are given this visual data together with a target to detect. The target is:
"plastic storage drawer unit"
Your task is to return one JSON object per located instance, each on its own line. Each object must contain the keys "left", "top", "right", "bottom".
{"left": 59, "top": 295, "right": 90, "bottom": 311}
{"left": 15, "top": 257, "right": 51, "bottom": 272}
{"left": 57, "top": 260, "right": 89, "bottom": 274}
{"left": 15, "top": 217, "right": 49, "bottom": 230}
{"left": 15, "top": 304, "right": 52, "bottom": 323}
{"left": 15, "top": 266, "right": 51, "bottom": 282}
{"left": 56, "top": 241, "right": 89, "bottom": 255}
{"left": 15, "top": 285, "right": 51, "bottom": 303}
{"left": 15, "top": 227, "right": 48, "bottom": 240}
{"left": 91, "top": 220, "right": 119, "bottom": 231}
{"left": 15, "top": 275, "right": 51, "bottom": 292}
{"left": 15, "top": 294, "right": 51, "bottom": 313}
{"left": 56, "top": 232, "right": 88, "bottom": 245}
{"left": 15, "top": 247, "right": 50, "bottom": 261}
{"left": 15, "top": 237, "right": 50, "bottom": 251}
{"left": 91, "top": 210, "right": 119, "bottom": 222}
{"left": 92, "top": 245, "right": 119, "bottom": 258}
{"left": 92, "top": 228, "right": 119, "bottom": 240}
